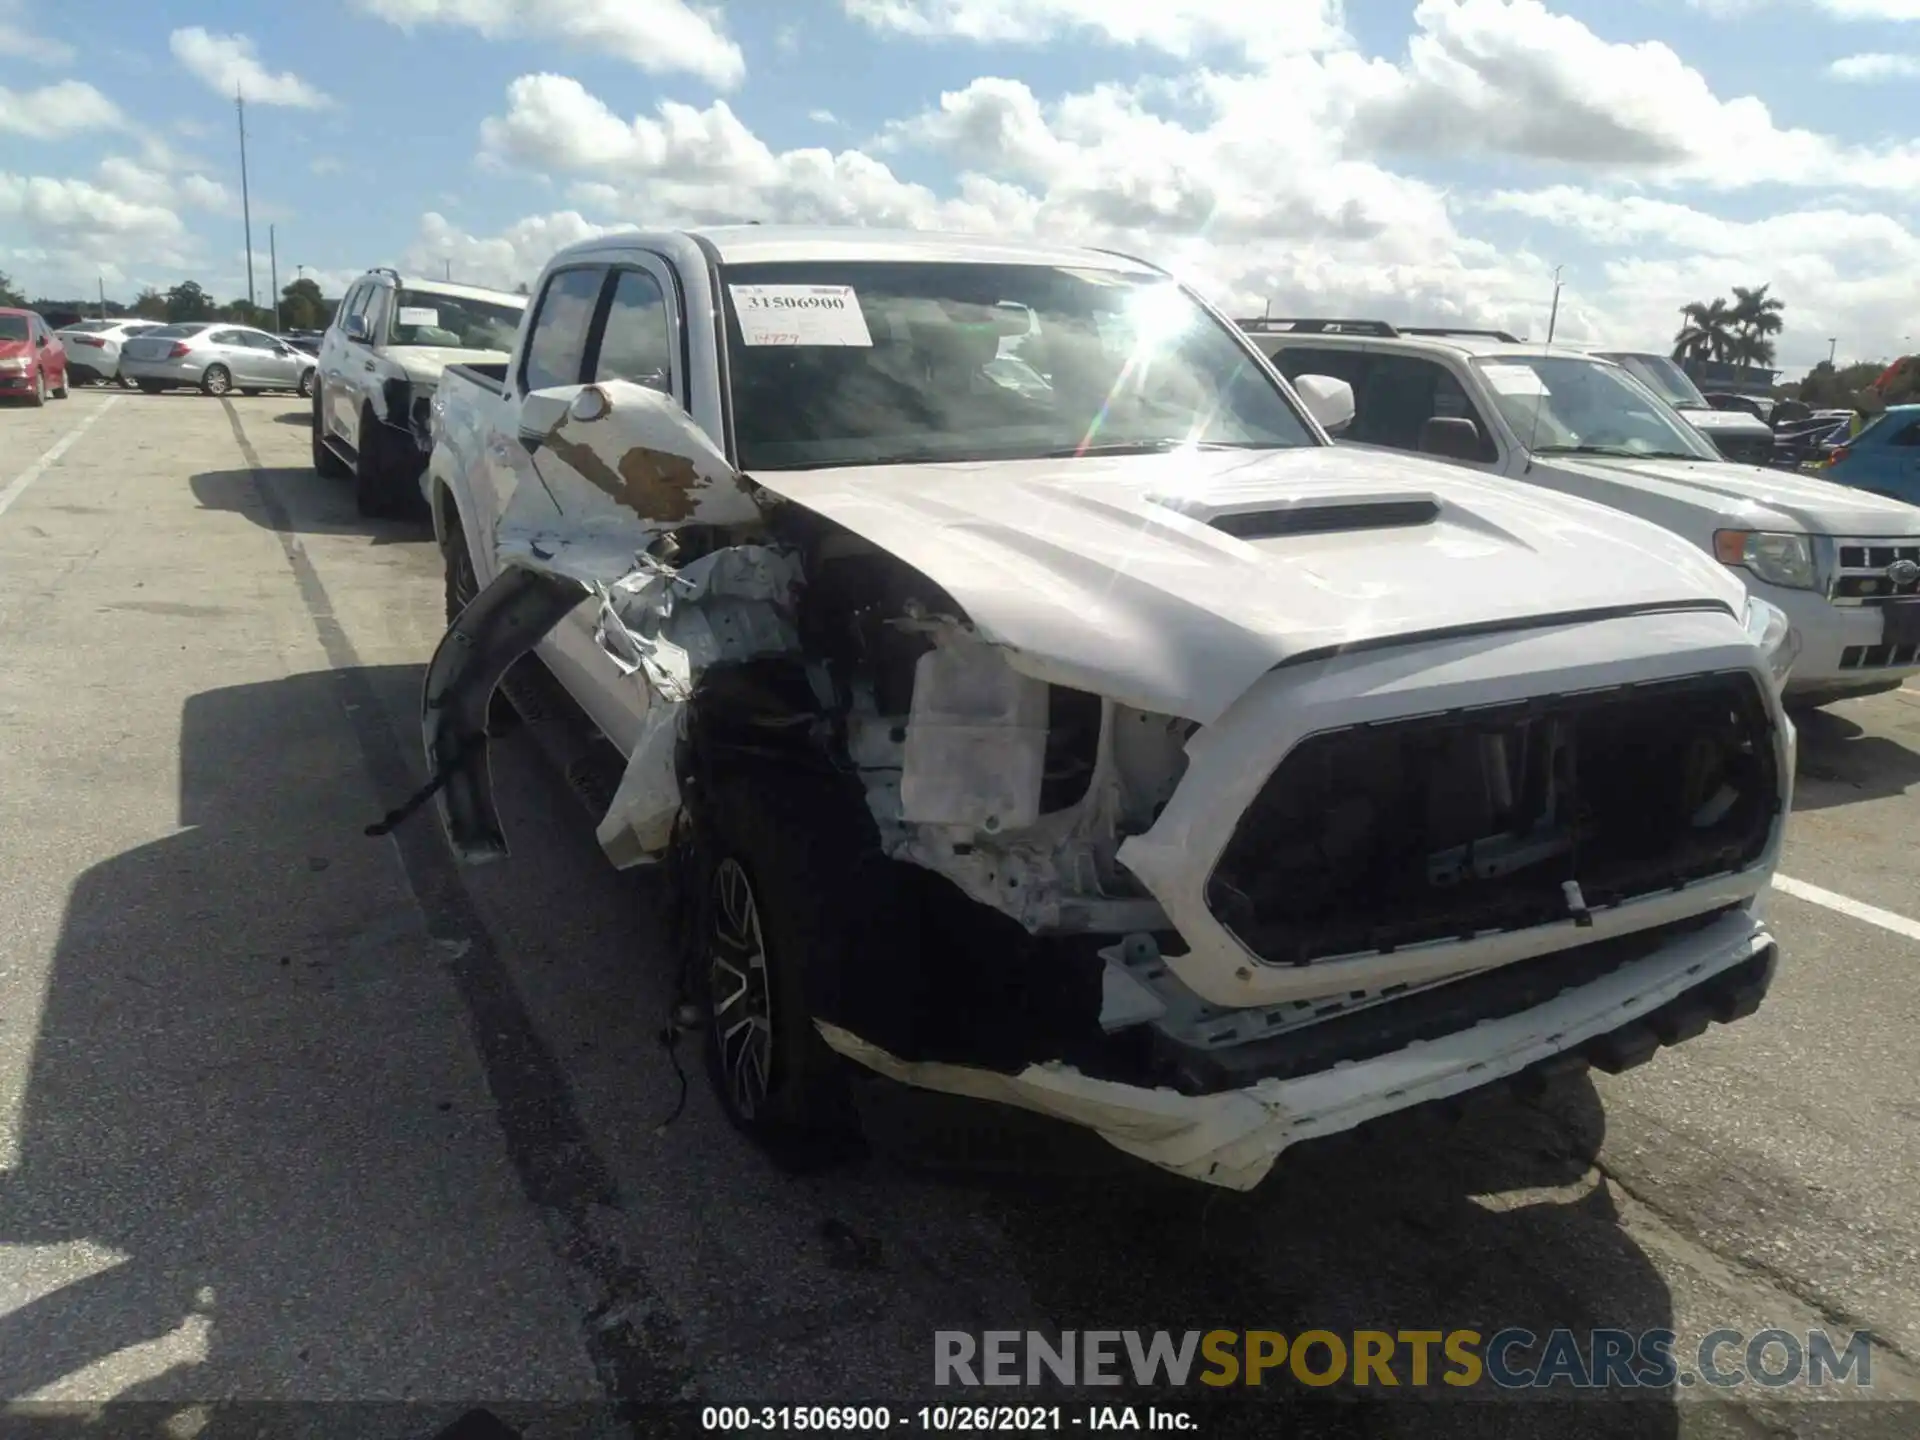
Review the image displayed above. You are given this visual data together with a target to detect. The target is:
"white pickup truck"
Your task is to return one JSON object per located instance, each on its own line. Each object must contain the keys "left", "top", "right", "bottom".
{"left": 417, "top": 226, "right": 1796, "bottom": 1191}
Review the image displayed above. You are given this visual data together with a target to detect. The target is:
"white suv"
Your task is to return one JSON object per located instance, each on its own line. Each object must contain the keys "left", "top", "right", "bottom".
{"left": 311, "top": 268, "right": 527, "bottom": 517}
{"left": 1245, "top": 318, "right": 1920, "bottom": 708}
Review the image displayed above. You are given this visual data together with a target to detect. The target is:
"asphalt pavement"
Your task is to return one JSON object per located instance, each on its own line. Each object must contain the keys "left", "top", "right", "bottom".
{"left": 3, "top": 390, "right": 1920, "bottom": 1438}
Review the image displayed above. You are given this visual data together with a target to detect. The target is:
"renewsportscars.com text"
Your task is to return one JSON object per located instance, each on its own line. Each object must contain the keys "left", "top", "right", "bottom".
{"left": 934, "top": 1328, "right": 1874, "bottom": 1390}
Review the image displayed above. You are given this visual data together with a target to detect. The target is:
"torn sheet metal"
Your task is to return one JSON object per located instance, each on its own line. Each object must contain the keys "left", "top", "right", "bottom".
{"left": 597, "top": 700, "right": 686, "bottom": 868}
{"left": 815, "top": 906, "right": 1770, "bottom": 1190}
{"left": 594, "top": 546, "right": 805, "bottom": 702}
{"left": 493, "top": 379, "right": 764, "bottom": 589}
{"left": 423, "top": 566, "right": 589, "bottom": 865}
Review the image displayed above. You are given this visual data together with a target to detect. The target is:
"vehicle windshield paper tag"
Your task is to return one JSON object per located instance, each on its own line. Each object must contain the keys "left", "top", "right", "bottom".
{"left": 1481, "top": 364, "right": 1549, "bottom": 396}
{"left": 398, "top": 307, "right": 440, "bottom": 327}
{"left": 729, "top": 285, "right": 872, "bottom": 347}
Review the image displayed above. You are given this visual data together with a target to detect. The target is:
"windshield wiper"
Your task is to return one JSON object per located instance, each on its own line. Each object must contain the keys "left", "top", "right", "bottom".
{"left": 1534, "top": 444, "right": 1706, "bottom": 461}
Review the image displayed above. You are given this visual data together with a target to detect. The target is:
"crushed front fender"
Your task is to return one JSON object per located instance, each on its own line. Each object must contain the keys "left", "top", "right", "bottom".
{"left": 422, "top": 565, "right": 586, "bottom": 865}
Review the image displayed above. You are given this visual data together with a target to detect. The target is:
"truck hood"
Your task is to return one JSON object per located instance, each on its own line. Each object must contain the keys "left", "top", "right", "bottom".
{"left": 1545, "top": 453, "right": 1920, "bottom": 539}
{"left": 1676, "top": 407, "right": 1773, "bottom": 440}
{"left": 391, "top": 347, "right": 511, "bottom": 385}
{"left": 756, "top": 446, "right": 1749, "bottom": 723}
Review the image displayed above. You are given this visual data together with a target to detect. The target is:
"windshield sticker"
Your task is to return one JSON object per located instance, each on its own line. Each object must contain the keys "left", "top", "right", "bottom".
{"left": 398, "top": 307, "right": 440, "bottom": 327}
{"left": 729, "top": 285, "right": 873, "bottom": 347}
{"left": 1482, "top": 364, "right": 1549, "bottom": 397}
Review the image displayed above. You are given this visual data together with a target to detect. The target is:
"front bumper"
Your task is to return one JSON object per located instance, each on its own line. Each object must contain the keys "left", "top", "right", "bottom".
{"left": 822, "top": 905, "right": 1776, "bottom": 1190}
{"left": 1762, "top": 582, "right": 1920, "bottom": 697}
{"left": 0, "top": 367, "right": 39, "bottom": 395}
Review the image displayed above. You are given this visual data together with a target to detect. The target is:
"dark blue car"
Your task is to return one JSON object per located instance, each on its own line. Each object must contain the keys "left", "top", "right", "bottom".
{"left": 1821, "top": 404, "right": 1920, "bottom": 504}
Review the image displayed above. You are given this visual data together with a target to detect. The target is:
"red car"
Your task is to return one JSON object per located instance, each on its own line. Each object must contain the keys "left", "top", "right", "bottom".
{"left": 0, "top": 307, "right": 70, "bottom": 406}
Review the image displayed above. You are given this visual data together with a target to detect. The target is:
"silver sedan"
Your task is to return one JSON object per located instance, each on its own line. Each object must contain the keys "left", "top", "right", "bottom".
{"left": 119, "top": 323, "right": 318, "bottom": 397}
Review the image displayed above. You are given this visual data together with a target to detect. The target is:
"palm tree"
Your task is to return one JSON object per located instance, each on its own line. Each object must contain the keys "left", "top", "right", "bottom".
{"left": 1673, "top": 298, "right": 1736, "bottom": 361}
{"left": 1729, "top": 329, "right": 1777, "bottom": 367}
{"left": 1729, "top": 284, "right": 1785, "bottom": 345}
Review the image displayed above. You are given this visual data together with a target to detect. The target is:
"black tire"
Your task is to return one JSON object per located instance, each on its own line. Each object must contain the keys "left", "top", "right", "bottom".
{"left": 52, "top": 370, "right": 69, "bottom": 398}
{"left": 27, "top": 368, "right": 45, "bottom": 408}
{"left": 297, "top": 368, "right": 315, "bottom": 398}
{"left": 201, "top": 364, "right": 232, "bottom": 397}
{"left": 354, "top": 407, "right": 403, "bottom": 518}
{"left": 693, "top": 768, "right": 875, "bottom": 1168}
{"left": 311, "top": 385, "right": 350, "bottom": 477}
{"left": 136, "top": 380, "right": 164, "bottom": 395}
{"left": 120, "top": 374, "right": 140, "bottom": 390}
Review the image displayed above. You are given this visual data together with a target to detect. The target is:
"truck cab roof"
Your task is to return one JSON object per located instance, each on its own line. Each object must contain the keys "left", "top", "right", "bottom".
{"left": 545, "top": 224, "right": 1169, "bottom": 275}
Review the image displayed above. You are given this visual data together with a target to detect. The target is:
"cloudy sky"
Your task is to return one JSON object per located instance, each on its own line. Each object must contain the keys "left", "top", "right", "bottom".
{"left": 3, "top": 0, "right": 1918, "bottom": 371}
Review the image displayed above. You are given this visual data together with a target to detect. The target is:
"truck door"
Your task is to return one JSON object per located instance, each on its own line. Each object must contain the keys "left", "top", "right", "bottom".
{"left": 479, "top": 262, "right": 658, "bottom": 751}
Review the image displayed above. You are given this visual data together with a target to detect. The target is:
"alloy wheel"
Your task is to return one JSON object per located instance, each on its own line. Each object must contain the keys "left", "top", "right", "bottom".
{"left": 708, "top": 857, "right": 775, "bottom": 1120}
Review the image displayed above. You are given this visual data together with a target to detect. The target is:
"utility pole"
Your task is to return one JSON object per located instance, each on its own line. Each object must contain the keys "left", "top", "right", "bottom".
{"left": 1545, "top": 265, "right": 1564, "bottom": 346}
{"left": 97, "top": 277, "right": 106, "bottom": 321}
{"left": 1828, "top": 337, "right": 1838, "bottom": 367}
{"left": 269, "top": 224, "right": 280, "bottom": 333}
{"left": 445, "top": 258, "right": 452, "bottom": 282}
{"left": 237, "top": 87, "right": 256, "bottom": 312}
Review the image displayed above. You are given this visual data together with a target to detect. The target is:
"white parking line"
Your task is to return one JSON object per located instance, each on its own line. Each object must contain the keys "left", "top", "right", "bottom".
{"left": 1774, "top": 874, "right": 1920, "bottom": 943}
{"left": 0, "top": 396, "right": 121, "bottom": 522}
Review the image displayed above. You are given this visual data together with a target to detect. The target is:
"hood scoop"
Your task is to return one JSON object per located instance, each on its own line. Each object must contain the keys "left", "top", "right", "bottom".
{"left": 1146, "top": 485, "right": 1442, "bottom": 541}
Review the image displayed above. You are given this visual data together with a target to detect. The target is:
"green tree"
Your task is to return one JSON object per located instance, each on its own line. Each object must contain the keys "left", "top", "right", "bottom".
{"left": 1727, "top": 284, "right": 1784, "bottom": 367}
{"left": 280, "top": 277, "right": 326, "bottom": 330}
{"left": 1673, "top": 298, "right": 1737, "bottom": 361}
{"left": 165, "top": 281, "right": 214, "bottom": 322}
{"left": 131, "top": 287, "right": 168, "bottom": 320}
{"left": 0, "top": 270, "right": 25, "bottom": 307}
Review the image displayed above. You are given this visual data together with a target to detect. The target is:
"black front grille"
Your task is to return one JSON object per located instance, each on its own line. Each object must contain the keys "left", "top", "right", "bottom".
{"left": 1710, "top": 434, "right": 1773, "bottom": 466}
{"left": 1206, "top": 672, "right": 1779, "bottom": 967}
{"left": 1839, "top": 543, "right": 1920, "bottom": 570}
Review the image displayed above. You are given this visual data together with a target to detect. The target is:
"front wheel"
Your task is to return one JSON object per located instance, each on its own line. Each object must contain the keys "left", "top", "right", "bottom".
{"left": 297, "top": 368, "right": 315, "bottom": 398}
{"left": 136, "top": 380, "right": 164, "bottom": 394}
{"left": 693, "top": 770, "right": 872, "bottom": 1169}
{"left": 52, "top": 368, "right": 68, "bottom": 399}
{"left": 201, "top": 364, "right": 232, "bottom": 397}
{"left": 441, "top": 513, "right": 519, "bottom": 731}
{"left": 27, "top": 368, "right": 45, "bottom": 407}
{"left": 353, "top": 409, "right": 404, "bottom": 518}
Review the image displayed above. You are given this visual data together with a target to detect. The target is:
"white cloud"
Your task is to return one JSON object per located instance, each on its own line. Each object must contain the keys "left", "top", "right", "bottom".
{"left": 351, "top": 0, "right": 745, "bottom": 88}
{"left": 0, "top": 11, "right": 73, "bottom": 63}
{"left": 401, "top": 210, "right": 623, "bottom": 292}
{"left": 310, "top": 157, "right": 346, "bottom": 176}
{"left": 96, "top": 156, "right": 232, "bottom": 214}
{"left": 1828, "top": 51, "right": 1920, "bottom": 78}
{"left": 843, "top": 0, "right": 1346, "bottom": 59}
{"left": 0, "top": 174, "right": 191, "bottom": 288}
{"left": 0, "top": 81, "right": 124, "bottom": 138}
{"left": 168, "top": 28, "right": 331, "bottom": 108}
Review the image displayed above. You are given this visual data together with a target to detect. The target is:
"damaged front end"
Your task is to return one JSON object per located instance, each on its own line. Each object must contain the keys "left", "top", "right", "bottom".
{"left": 419, "top": 379, "right": 1787, "bottom": 1191}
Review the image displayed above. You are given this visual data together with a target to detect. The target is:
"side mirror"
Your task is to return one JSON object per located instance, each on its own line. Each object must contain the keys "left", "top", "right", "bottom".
{"left": 1292, "top": 374, "right": 1355, "bottom": 435}
{"left": 343, "top": 314, "right": 370, "bottom": 344}
{"left": 1419, "top": 416, "right": 1484, "bottom": 462}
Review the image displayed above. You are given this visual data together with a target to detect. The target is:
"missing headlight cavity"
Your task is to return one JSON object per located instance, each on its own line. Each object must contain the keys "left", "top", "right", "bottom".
{"left": 1206, "top": 672, "right": 1779, "bottom": 967}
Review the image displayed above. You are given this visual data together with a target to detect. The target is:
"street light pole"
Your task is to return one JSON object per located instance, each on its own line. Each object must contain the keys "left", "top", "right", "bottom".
{"left": 1828, "top": 337, "right": 1838, "bottom": 366}
{"left": 269, "top": 224, "right": 280, "bottom": 333}
{"left": 237, "top": 87, "right": 255, "bottom": 312}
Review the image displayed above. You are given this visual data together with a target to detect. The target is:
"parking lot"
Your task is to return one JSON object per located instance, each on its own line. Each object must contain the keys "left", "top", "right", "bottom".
{"left": 4, "top": 390, "right": 1920, "bottom": 1437}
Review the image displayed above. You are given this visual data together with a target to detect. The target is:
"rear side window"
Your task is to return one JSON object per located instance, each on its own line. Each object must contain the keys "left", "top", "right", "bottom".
{"left": 522, "top": 266, "right": 607, "bottom": 393}
{"left": 592, "top": 269, "right": 674, "bottom": 395}
{"left": 1887, "top": 420, "right": 1920, "bottom": 448}
{"left": 1352, "top": 354, "right": 1498, "bottom": 461}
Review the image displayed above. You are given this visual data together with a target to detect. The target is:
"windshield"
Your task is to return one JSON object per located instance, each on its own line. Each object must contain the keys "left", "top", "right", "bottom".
{"left": 1475, "top": 355, "right": 1721, "bottom": 462}
{"left": 0, "top": 316, "right": 28, "bottom": 342}
{"left": 717, "top": 261, "right": 1317, "bottom": 470}
{"left": 388, "top": 289, "right": 524, "bottom": 351}
{"left": 1600, "top": 352, "right": 1709, "bottom": 409}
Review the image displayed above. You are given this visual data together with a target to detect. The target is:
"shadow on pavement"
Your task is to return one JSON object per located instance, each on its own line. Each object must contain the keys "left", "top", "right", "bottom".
{"left": 272, "top": 410, "right": 313, "bottom": 428}
{"left": 1790, "top": 703, "right": 1920, "bottom": 811}
{"left": 190, "top": 466, "right": 430, "bottom": 544}
{"left": 0, "top": 653, "right": 1689, "bottom": 1437}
